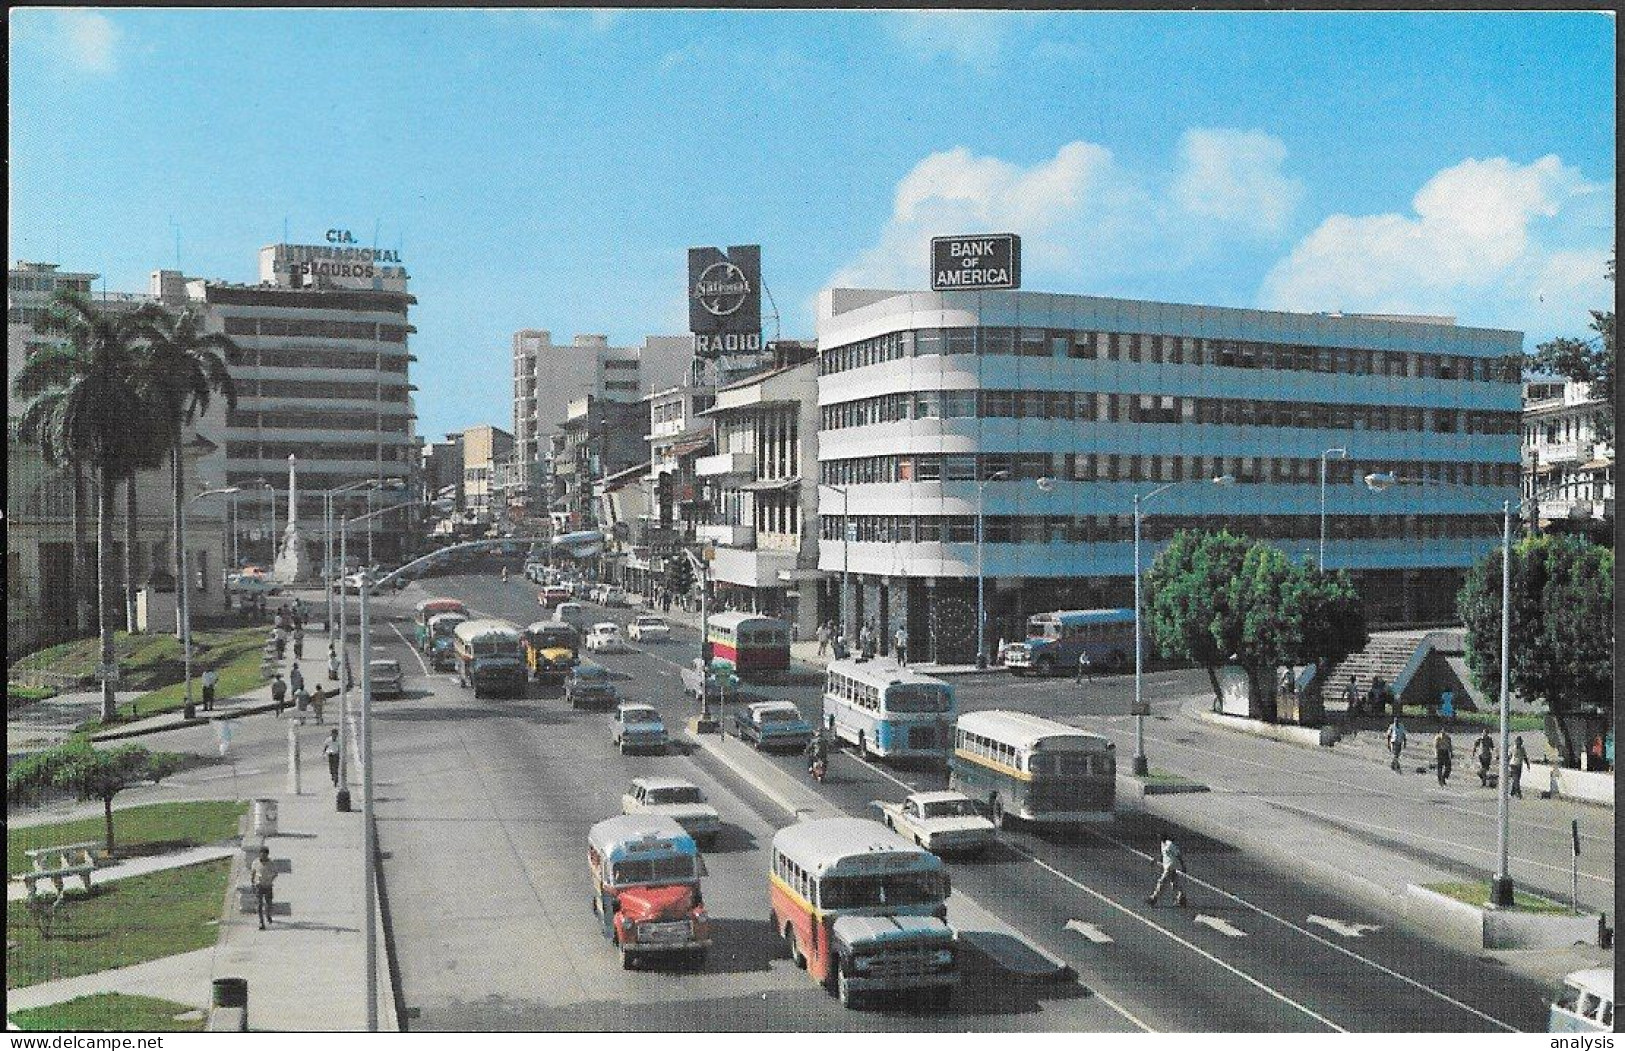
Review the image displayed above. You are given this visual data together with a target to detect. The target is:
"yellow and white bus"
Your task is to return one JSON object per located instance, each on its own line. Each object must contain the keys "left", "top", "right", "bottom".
{"left": 949, "top": 709, "right": 1116, "bottom": 827}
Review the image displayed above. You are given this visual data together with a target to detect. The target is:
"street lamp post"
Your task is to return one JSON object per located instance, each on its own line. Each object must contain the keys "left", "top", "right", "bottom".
{"left": 975, "top": 470, "right": 1009, "bottom": 669}
{"left": 179, "top": 487, "right": 238, "bottom": 720}
{"left": 243, "top": 479, "right": 275, "bottom": 565}
{"left": 1363, "top": 470, "right": 1555, "bottom": 908}
{"left": 1130, "top": 475, "right": 1236, "bottom": 776}
{"left": 1319, "top": 448, "right": 1348, "bottom": 569}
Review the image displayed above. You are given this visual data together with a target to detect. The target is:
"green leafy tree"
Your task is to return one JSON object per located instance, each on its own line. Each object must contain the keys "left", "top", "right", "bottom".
{"left": 1458, "top": 534, "right": 1613, "bottom": 764}
{"left": 13, "top": 293, "right": 159, "bottom": 720}
{"left": 1145, "top": 530, "right": 1252, "bottom": 701}
{"left": 7, "top": 741, "right": 185, "bottom": 855}
{"left": 1528, "top": 253, "right": 1614, "bottom": 441}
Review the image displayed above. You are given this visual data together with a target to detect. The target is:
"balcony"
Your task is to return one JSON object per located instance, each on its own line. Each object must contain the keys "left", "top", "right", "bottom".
{"left": 695, "top": 451, "right": 755, "bottom": 478}
{"left": 1537, "top": 497, "right": 1614, "bottom": 522}
{"left": 697, "top": 523, "right": 755, "bottom": 547}
{"left": 1536, "top": 441, "right": 1592, "bottom": 466}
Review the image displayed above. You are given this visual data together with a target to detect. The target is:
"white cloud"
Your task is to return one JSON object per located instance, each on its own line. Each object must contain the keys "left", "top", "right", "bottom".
{"left": 827, "top": 130, "right": 1298, "bottom": 292}
{"left": 1260, "top": 155, "right": 1613, "bottom": 338}
{"left": 51, "top": 10, "right": 121, "bottom": 74}
{"left": 1172, "top": 128, "right": 1303, "bottom": 235}
{"left": 883, "top": 11, "right": 1023, "bottom": 70}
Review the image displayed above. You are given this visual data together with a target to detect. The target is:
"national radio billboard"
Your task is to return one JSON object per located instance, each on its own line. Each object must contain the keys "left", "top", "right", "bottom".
{"left": 688, "top": 245, "right": 763, "bottom": 358}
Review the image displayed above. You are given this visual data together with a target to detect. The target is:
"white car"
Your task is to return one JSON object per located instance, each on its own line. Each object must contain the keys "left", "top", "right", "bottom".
{"left": 610, "top": 703, "right": 668, "bottom": 754}
{"left": 871, "top": 791, "right": 996, "bottom": 856}
{"left": 602, "top": 587, "right": 630, "bottom": 608}
{"left": 584, "top": 622, "right": 628, "bottom": 653}
{"left": 621, "top": 776, "right": 720, "bottom": 848}
{"left": 626, "top": 615, "right": 670, "bottom": 643}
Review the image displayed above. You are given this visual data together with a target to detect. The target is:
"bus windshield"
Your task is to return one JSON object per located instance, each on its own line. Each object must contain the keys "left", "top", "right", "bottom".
{"left": 1028, "top": 618, "right": 1060, "bottom": 639}
{"left": 819, "top": 871, "right": 944, "bottom": 909}
{"left": 611, "top": 854, "right": 699, "bottom": 885}
{"left": 885, "top": 685, "right": 950, "bottom": 714}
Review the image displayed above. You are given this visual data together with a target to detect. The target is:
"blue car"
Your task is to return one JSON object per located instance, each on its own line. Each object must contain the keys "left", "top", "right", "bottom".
{"left": 732, "top": 700, "right": 814, "bottom": 751}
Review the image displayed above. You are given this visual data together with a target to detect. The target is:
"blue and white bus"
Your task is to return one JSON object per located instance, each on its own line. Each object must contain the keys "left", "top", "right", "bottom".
{"left": 1002, "top": 608, "right": 1134, "bottom": 677}
{"left": 822, "top": 659, "right": 955, "bottom": 762}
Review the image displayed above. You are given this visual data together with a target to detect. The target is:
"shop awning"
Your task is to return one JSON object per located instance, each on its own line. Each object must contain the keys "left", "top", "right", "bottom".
{"left": 669, "top": 437, "right": 713, "bottom": 459}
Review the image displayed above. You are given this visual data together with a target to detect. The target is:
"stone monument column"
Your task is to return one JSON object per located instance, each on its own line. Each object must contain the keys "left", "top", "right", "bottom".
{"left": 273, "top": 454, "right": 311, "bottom": 584}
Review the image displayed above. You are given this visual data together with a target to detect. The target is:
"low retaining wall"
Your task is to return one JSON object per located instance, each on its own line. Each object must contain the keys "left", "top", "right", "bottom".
{"left": 1526, "top": 762, "right": 1613, "bottom": 808}
{"left": 1404, "top": 884, "right": 1600, "bottom": 950}
{"left": 1194, "top": 709, "right": 1338, "bottom": 748}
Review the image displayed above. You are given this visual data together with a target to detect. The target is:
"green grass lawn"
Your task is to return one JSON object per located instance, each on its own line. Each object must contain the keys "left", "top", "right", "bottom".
{"left": 8, "top": 993, "right": 205, "bottom": 1032}
{"left": 116, "top": 641, "right": 271, "bottom": 721}
{"left": 7, "top": 801, "right": 247, "bottom": 877}
{"left": 1398, "top": 704, "right": 1545, "bottom": 733}
{"left": 6, "top": 857, "right": 232, "bottom": 989}
{"left": 1427, "top": 880, "right": 1573, "bottom": 914}
{"left": 7, "top": 683, "right": 58, "bottom": 710}
{"left": 16, "top": 627, "right": 273, "bottom": 709}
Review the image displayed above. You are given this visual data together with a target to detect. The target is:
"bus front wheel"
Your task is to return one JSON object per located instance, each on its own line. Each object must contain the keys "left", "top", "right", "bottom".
{"left": 836, "top": 966, "right": 861, "bottom": 1008}
{"left": 1036, "top": 656, "right": 1055, "bottom": 676}
{"left": 788, "top": 928, "right": 806, "bottom": 969}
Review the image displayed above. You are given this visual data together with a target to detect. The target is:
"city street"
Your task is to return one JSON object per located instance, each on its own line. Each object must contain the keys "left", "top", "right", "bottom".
{"left": 360, "top": 572, "right": 1565, "bottom": 1032}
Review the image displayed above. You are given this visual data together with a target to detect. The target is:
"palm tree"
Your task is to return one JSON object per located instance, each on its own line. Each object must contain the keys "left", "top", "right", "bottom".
{"left": 120, "top": 411, "right": 172, "bottom": 631}
{"left": 133, "top": 307, "right": 238, "bottom": 638}
{"left": 13, "top": 293, "right": 156, "bottom": 721}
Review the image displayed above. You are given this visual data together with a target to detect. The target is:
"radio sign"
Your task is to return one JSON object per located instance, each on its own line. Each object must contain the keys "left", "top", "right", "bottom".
{"left": 688, "top": 245, "right": 763, "bottom": 359}
{"left": 931, "top": 234, "right": 1021, "bottom": 291}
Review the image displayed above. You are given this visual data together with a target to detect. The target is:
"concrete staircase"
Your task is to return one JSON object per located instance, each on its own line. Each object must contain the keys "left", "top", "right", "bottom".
{"left": 1323, "top": 630, "right": 1431, "bottom": 701}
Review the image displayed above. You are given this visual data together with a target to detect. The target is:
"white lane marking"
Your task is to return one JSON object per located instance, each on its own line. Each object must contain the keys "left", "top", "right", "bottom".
{"left": 1306, "top": 915, "right": 1381, "bottom": 938}
{"left": 1194, "top": 915, "right": 1247, "bottom": 937}
{"left": 388, "top": 622, "right": 433, "bottom": 676}
{"left": 1089, "top": 828, "right": 1520, "bottom": 1032}
{"left": 843, "top": 750, "right": 918, "bottom": 793}
{"left": 1008, "top": 843, "right": 1345, "bottom": 1032}
{"left": 1064, "top": 919, "right": 1114, "bottom": 943}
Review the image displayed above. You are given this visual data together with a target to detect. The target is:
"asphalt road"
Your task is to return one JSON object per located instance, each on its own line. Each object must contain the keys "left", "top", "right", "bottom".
{"left": 364, "top": 571, "right": 1555, "bottom": 1033}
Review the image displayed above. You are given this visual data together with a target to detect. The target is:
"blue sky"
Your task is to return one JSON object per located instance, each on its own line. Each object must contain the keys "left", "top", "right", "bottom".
{"left": 10, "top": 9, "right": 1615, "bottom": 440}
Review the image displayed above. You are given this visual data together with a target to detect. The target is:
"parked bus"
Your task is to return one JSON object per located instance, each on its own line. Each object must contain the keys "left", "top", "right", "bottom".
{"left": 1002, "top": 608, "right": 1134, "bottom": 677}
{"left": 451, "top": 618, "right": 526, "bottom": 699}
{"left": 425, "top": 611, "right": 469, "bottom": 671}
{"left": 822, "top": 659, "right": 954, "bottom": 762}
{"left": 769, "top": 818, "right": 957, "bottom": 1008}
{"left": 705, "top": 612, "right": 790, "bottom": 678}
{"left": 949, "top": 709, "right": 1116, "bottom": 827}
{"left": 588, "top": 814, "right": 710, "bottom": 970}
{"left": 413, "top": 598, "right": 469, "bottom": 651}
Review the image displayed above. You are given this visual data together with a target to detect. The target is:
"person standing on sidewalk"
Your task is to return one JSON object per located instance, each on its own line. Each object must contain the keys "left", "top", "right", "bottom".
{"left": 327, "top": 642, "right": 340, "bottom": 682}
{"left": 250, "top": 847, "right": 277, "bottom": 929}
{"left": 1146, "top": 833, "right": 1189, "bottom": 907}
{"left": 309, "top": 684, "right": 326, "bottom": 725}
{"left": 292, "top": 626, "right": 305, "bottom": 661}
{"left": 271, "top": 673, "right": 287, "bottom": 718}
{"left": 1473, "top": 729, "right": 1496, "bottom": 787}
{"left": 894, "top": 625, "right": 908, "bottom": 667}
{"left": 1509, "top": 736, "right": 1530, "bottom": 798}
{"left": 201, "top": 667, "right": 219, "bottom": 712}
{"left": 1341, "top": 677, "right": 1359, "bottom": 720}
{"left": 289, "top": 662, "right": 304, "bottom": 696}
{"left": 1386, "top": 716, "right": 1407, "bottom": 772}
{"left": 1076, "top": 651, "right": 1095, "bottom": 685}
{"left": 322, "top": 729, "right": 341, "bottom": 786}
{"left": 1433, "top": 728, "right": 1453, "bottom": 786}
{"left": 273, "top": 626, "right": 287, "bottom": 661}
{"left": 816, "top": 621, "right": 831, "bottom": 657}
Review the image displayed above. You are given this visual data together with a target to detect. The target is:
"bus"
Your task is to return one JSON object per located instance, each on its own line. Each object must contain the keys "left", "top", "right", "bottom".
{"left": 1002, "top": 608, "right": 1134, "bottom": 677}
{"left": 451, "top": 618, "right": 526, "bottom": 698}
{"left": 413, "top": 598, "right": 469, "bottom": 651}
{"left": 949, "top": 709, "right": 1116, "bottom": 827}
{"left": 822, "top": 659, "right": 955, "bottom": 762}
{"left": 705, "top": 613, "right": 790, "bottom": 678}
{"left": 768, "top": 818, "right": 957, "bottom": 1008}
{"left": 588, "top": 814, "right": 710, "bottom": 970}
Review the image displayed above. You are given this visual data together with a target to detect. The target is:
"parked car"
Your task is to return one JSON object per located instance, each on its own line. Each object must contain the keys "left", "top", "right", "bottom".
{"left": 621, "top": 776, "right": 720, "bottom": 848}
{"left": 627, "top": 615, "right": 670, "bottom": 643}
{"left": 369, "top": 659, "right": 405, "bottom": 699}
{"left": 586, "top": 622, "right": 629, "bottom": 653}
{"left": 565, "top": 662, "right": 618, "bottom": 710}
{"left": 611, "top": 703, "right": 668, "bottom": 754}
{"left": 732, "top": 700, "right": 814, "bottom": 751}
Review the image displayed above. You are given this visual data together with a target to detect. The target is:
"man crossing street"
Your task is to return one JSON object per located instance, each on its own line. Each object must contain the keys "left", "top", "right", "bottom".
{"left": 1146, "top": 833, "right": 1189, "bottom": 907}
{"left": 1473, "top": 729, "right": 1496, "bottom": 787}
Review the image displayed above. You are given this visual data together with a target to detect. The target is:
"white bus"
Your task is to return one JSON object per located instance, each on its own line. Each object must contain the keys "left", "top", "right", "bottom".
{"left": 949, "top": 709, "right": 1116, "bottom": 827}
{"left": 822, "top": 659, "right": 955, "bottom": 762}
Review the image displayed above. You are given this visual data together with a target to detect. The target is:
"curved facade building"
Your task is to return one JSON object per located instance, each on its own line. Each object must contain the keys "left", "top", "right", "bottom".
{"left": 815, "top": 288, "right": 1523, "bottom": 664}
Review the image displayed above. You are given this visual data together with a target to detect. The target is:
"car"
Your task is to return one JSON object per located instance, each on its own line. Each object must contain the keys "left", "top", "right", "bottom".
{"left": 368, "top": 658, "right": 405, "bottom": 699}
{"left": 621, "top": 776, "right": 721, "bottom": 848}
{"left": 539, "top": 585, "right": 570, "bottom": 608}
{"left": 732, "top": 700, "right": 814, "bottom": 751}
{"left": 227, "top": 571, "right": 282, "bottom": 596}
{"left": 565, "top": 662, "right": 619, "bottom": 710}
{"left": 601, "top": 587, "right": 630, "bottom": 608}
{"left": 611, "top": 703, "right": 669, "bottom": 755}
{"left": 871, "top": 791, "right": 996, "bottom": 857}
{"left": 626, "top": 615, "right": 670, "bottom": 643}
{"left": 585, "top": 622, "right": 629, "bottom": 653}
{"left": 554, "top": 602, "right": 591, "bottom": 631}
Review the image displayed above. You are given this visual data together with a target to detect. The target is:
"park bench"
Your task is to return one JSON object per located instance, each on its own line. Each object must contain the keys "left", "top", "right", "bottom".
{"left": 15, "top": 840, "right": 100, "bottom": 899}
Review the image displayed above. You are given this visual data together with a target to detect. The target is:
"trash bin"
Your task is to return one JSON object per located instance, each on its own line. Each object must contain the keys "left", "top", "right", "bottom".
{"left": 212, "top": 977, "right": 248, "bottom": 1009}
{"left": 252, "top": 798, "right": 278, "bottom": 837}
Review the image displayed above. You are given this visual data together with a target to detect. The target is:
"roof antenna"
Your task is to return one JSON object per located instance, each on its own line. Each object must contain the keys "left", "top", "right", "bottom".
{"left": 283, "top": 216, "right": 289, "bottom": 244}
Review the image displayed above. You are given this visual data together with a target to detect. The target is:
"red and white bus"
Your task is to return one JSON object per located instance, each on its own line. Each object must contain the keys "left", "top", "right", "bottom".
{"left": 768, "top": 818, "right": 957, "bottom": 1008}
{"left": 705, "top": 612, "right": 790, "bottom": 679}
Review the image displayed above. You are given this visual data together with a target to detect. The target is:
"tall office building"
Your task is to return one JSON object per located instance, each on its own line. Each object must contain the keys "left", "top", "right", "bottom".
{"left": 816, "top": 288, "right": 1523, "bottom": 663}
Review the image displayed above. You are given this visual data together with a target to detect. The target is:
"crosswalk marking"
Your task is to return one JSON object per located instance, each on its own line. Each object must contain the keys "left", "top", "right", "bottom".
{"left": 1064, "top": 919, "right": 1114, "bottom": 943}
{"left": 1306, "top": 915, "right": 1381, "bottom": 938}
{"left": 1193, "top": 914, "right": 1247, "bottom": 937}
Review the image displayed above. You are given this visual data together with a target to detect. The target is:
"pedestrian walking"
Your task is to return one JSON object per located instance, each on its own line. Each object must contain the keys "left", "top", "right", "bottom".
{"left": 294, "top": 684, "right": 310, "bottom": 714}
{"left": 816, "top": 621, "right": 831, "bottom": 657}
{"left": 289, "top": 663, "right": 304, "bottom": 694}
{"left": 327, "top": 643, "right": 340, "bottom": 682}
{"left": 271, "top": 673, "right": 287, "bottom": 718}
{"left": 1385, "top": 716, "right": 1407, "bottom": 772}
{"left": 250, "top": 846, "right": 277, "bottom": 929}
{"left": 1509, "top": 736, "right": 1529, "bottom": 798}
{"left": 323, "top": 729, "right": 341, "bottom": 786}
{"left": 1076, "top": 651, "right": 1095, "bottom": 685}
{"left": 292, "top": 626, "right": 305, "bottom": 661}
{"left": 858, "top": 622, "right": 874, "bottom": 660}
{"left": 1146, "top": 833, "right": 1189, "bottom": 907}
{"left": 833, "top": 632, "right": 849, "bottom": 660}
{"left": 309, "top": 684, "right": 326, "bottom": 725}
{"left": 1438, "top": 689, "right": 1455, "bottom": 724}
{"left": 1473, "top": 729, "right": 1495, "bottom": 787}
{"left": 274, "top": 627, "right": 287, "bottom": 661}
{"left": 275, "top": 607, "right": 289, "bottom": 632}
{"left": 201, "top": 667, "right": 219, "bottom": 712}
{"left": 894, "top": 625, "right": 908, "bottom": 667}
{"left": 1341, "top": 676, "right": 1359, "bottom": 720}
{"left": 1433, "top": 729, "right": 1453, "bottom": 786}
{"left": 293, "top": 597, "right": 304, "bottom": 627}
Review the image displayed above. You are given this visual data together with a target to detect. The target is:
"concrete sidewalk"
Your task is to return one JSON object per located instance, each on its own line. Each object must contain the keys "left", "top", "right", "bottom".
{"left": 8, "top": 845, "right": 238, "bottom": 902}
